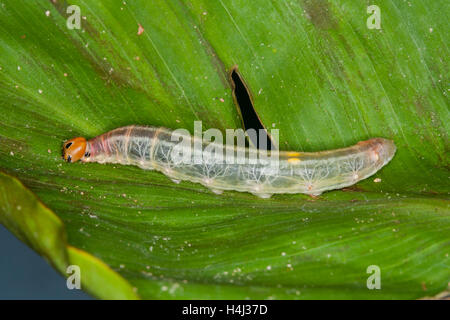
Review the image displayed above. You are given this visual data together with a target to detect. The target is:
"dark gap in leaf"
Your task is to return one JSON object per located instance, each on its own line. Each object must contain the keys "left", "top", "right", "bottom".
{"left": 230, "top": 67, "right": 273, "bottom": 150}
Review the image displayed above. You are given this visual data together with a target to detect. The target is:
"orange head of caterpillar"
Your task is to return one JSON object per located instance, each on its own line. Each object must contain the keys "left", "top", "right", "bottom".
{"left": 63, "top": 137, "right": 88, "bottom": 163}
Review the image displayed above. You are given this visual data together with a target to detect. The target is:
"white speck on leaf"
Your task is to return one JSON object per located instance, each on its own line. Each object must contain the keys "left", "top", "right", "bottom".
{"left": 137, "top": 23, "right": 144, "bottom": 35}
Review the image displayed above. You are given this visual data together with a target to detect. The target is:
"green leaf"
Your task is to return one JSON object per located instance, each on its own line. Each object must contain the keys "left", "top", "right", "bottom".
{"left": 0, "top": 0, "right": 448, "bottom": 299}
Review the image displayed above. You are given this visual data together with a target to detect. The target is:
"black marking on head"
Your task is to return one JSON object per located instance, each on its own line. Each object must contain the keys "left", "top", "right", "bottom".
{"left": 67, "top": 155, "right": 72, "bottom": 163}
{"left": 230, "top": 66, "right": 274, "bottom": 150}
{"left": 84, "top": 151, "right": 90, "bottom": 158}
{"left": 65, "top": 142, "right": 73, "bottom": 149}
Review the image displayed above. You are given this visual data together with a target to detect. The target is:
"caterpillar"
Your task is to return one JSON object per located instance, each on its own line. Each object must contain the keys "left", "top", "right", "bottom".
{"left": 62, "top": 125, "right": 396, "bottom": 198}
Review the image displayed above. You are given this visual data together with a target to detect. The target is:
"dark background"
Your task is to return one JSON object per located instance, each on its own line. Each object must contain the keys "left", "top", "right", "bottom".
{"left": 0, "top": 224, "right": 92, "bottom": 299}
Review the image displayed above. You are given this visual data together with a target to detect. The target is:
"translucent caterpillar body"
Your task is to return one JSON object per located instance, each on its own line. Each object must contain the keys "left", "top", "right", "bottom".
{"left": 63, "top": 126, "right": 396, "bottom": 198}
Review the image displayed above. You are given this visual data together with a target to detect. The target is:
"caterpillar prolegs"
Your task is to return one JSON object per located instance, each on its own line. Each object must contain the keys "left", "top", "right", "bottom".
{"left": 63, "top": 126, "right": 396, "bottom": 198}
